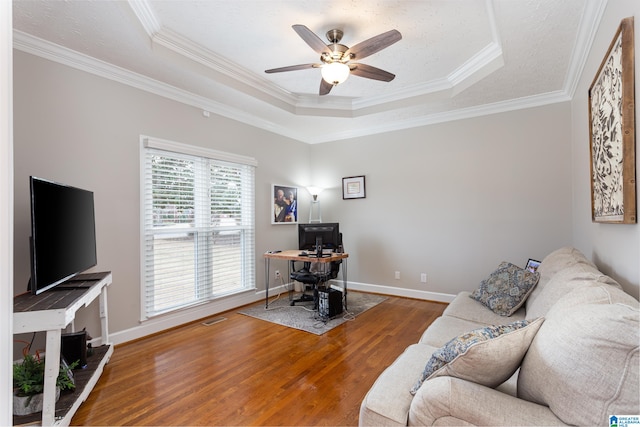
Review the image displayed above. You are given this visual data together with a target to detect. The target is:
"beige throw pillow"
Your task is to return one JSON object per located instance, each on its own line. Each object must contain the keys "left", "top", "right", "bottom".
{"left": 411, "top": 317, "right": 544, "bottom": 395}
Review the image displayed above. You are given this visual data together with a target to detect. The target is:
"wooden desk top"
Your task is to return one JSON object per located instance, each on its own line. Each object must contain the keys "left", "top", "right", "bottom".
{"left": 263, "top": 250, "right": 348, "bottom": 262}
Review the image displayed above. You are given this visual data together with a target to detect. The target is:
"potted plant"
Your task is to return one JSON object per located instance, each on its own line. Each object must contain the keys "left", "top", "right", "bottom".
{"left": 13, "top": 352, "right": 78, "bottom": 416}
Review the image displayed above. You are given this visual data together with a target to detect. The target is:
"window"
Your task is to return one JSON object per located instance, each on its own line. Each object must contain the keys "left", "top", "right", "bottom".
{"left": 141, "top": 137, "right": 256, "bottom": 319}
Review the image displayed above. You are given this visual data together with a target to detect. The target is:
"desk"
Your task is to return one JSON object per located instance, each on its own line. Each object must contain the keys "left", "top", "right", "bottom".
{"left": 264, "top": 250, "right": 348, "bottom": 310}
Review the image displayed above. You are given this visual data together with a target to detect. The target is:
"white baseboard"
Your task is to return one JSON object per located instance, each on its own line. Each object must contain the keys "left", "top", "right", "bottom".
{"left": 335, "top": 280, "right": 456, "bottom": 303}
{"left": 103, "top": 287, "right": 274, "bottom": 346}
{"left": 99, "top": 282, "right": 454, "bottom": 346}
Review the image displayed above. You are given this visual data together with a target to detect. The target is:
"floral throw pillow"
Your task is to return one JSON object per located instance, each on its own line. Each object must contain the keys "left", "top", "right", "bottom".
{"left": 410, "top": 318, "right": 544, "bottom": 395}
{"left": 470, "top": 261, "right": 540, "bottom": 316}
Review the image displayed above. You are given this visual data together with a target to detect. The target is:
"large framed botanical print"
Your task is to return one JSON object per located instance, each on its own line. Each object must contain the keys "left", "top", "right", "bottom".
{"left": 588, "top": 17, "right": 636, "bottom": 224}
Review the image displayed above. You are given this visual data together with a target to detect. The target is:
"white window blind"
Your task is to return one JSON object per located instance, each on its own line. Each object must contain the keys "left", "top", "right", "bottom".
{"left": 141, "top": 137, "right": 256, "bottom": 319}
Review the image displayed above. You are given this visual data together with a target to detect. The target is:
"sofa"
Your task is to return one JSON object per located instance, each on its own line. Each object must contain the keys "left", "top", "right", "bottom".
{"left": 359, "top": 247, "right": 639, "bottom": 426}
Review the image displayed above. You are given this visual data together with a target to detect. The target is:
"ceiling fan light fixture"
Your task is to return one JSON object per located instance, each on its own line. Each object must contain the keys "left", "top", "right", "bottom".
{"left": 321, "top": 62, "right": 350, "bottom": 85}
{"left": 266, "top": 25, "right": 402, "bottom": 95}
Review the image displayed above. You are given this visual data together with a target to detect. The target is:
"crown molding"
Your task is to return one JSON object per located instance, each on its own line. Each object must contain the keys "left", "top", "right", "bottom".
{"left": 563, "top": 0, "right": 608, "bottom": 98}
{"left": 127, "top": 0, "right": 161, "bottom": 35}
{"left": 12, "top": 30, "right": 308, "bottom": 143}
{"left": 303, "top": 90, "right": 572, "bottom": 144}
{"left": 124, "top": 0, "right": 506, "bottom": 116}
{"left": 127, "top": 0, "right": 303, "bottom": 111}
{"left": 152, "top": 27, "right": 301, "bottom": 109}
{"left": 126, "top": 0, "right": 604, "bottom": 116}
{"left": 13, "top": 29, "right": 575, "bottom": 144}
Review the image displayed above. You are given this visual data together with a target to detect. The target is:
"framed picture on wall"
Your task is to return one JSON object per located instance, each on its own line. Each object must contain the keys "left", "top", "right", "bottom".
{"left": 272, "top": 184, "right": 298, "bottom": 224}
{"left": 588, "top": 16, "right": 636, "bottom": 224}
{"left": 525, "top": 259, "right": 541, "bottom": 273}
{"left": 342, "top": 176, "right": 366, "bottom": 199}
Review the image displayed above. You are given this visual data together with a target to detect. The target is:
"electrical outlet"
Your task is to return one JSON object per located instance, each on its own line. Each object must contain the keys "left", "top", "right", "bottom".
{"left": 395, "top": 271, "right": 401, "bottom": 280}
{"left": 275, "top": 270, "right": 281, "bottom": 280}
{"left": 420, "top": 273, "right": 427, "bottom": 283}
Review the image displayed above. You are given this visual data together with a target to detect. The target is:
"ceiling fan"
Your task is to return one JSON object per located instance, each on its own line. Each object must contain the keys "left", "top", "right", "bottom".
{"left": 265, "top": 24, "right": 402, "bottom": 96}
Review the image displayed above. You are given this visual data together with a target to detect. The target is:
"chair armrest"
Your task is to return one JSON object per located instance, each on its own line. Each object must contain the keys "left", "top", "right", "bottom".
{"left": 409, "top": 377, "right": 568, "bottom": 426}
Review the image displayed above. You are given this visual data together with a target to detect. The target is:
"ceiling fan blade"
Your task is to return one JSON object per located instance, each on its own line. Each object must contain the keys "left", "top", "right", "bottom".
{"left": 319, "top": 79, "right": 333, "bottom": 96}
{"left": 265, "top": 63, "right": 318, "bottom": 73}
{"left": 350, "top": 63, "right": 396, "bottom": 82}
{"left": 344, "top": 29, "right": 402, "bottom": 60}
{"left": 293, "top": 24, "right": 332, "bottom": 55}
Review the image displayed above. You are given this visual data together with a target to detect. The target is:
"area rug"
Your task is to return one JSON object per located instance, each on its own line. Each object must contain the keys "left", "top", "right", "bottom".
{"left": 238, "top": 291, "right": 387, "bottom": 335}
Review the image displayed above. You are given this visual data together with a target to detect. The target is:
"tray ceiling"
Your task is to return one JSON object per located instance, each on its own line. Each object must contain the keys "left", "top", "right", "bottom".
{"left": 12, "top": 0, "right": 606, "bottom": 143}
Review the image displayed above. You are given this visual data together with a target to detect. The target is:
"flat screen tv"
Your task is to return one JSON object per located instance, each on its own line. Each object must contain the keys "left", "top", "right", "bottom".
{"left": 29, "top": 176, "right": 97, "bottom": 295}
{"left": 298, "top": 222, "right": 340, "bottom": 252}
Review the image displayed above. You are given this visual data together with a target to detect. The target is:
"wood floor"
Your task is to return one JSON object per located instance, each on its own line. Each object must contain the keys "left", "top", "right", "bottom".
{"left": 71, "top": 293, "right": 446, "bottom": 426}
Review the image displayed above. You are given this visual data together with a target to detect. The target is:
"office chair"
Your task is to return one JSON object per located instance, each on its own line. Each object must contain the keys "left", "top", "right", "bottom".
{"left": 289, "top": 235, "right": 343, "bottom": 308}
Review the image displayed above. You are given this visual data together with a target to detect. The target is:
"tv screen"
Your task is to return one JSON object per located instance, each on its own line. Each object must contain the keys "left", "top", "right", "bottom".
{"left": 298, "top": 223, "right": 340, "bottom": 251}
{"left": 29, "top": 177, "right": 97, "bottom": 295}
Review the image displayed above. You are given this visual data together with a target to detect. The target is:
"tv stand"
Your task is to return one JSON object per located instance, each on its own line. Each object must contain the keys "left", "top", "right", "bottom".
{"left": 13, "top": 271, "right": 112, "bottom": 426}
{"left": 51, "top": 284, "right": 92, "bottom": 291}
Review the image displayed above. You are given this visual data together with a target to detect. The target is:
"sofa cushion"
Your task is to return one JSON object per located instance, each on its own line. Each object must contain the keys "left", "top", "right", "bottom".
{"left": 419, "top": 316, "right": 496, "bottom": 348}
{"left": 525, "top": 263, "right": 621, "bottom": 320}
{"left": 470, "top": 262, "right": 540, "bottom": 316}
{"left": 419, "top": 313, "right": 525, "bottom": 348}
{"left": 409, "top": 377, "right": 567, "bottom": 427}
{"left": 419, "top": 316, "right": 494, "bottom": 348}
{"left": 518, "top": 286, "right": 639, "bottom": 426}
{"left": 525, "top": 246, "right": 596, "bottom": 312}
{"left": 411, "top": 318, "right": 544, "bottom": 395}
{"left": 359, "top": 343, "right": 439, "bottom": 426}
{"left": 442, "top": 291, "right": 526, "bottom": 326}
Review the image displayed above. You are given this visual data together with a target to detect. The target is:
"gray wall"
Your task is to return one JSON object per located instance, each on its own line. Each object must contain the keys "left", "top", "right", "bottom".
{"left": 311, "top": 103, "right": 573, "bottom": 297}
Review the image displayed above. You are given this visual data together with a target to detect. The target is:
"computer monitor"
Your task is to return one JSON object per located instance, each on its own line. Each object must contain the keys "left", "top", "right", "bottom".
{"left": 298, "top": 223, "right": 340, "bottom": 252}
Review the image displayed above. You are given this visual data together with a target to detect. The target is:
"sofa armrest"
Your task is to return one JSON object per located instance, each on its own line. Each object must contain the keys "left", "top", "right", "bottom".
{"left": 409, "top": 377, "right": 568, "bottom": 426}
